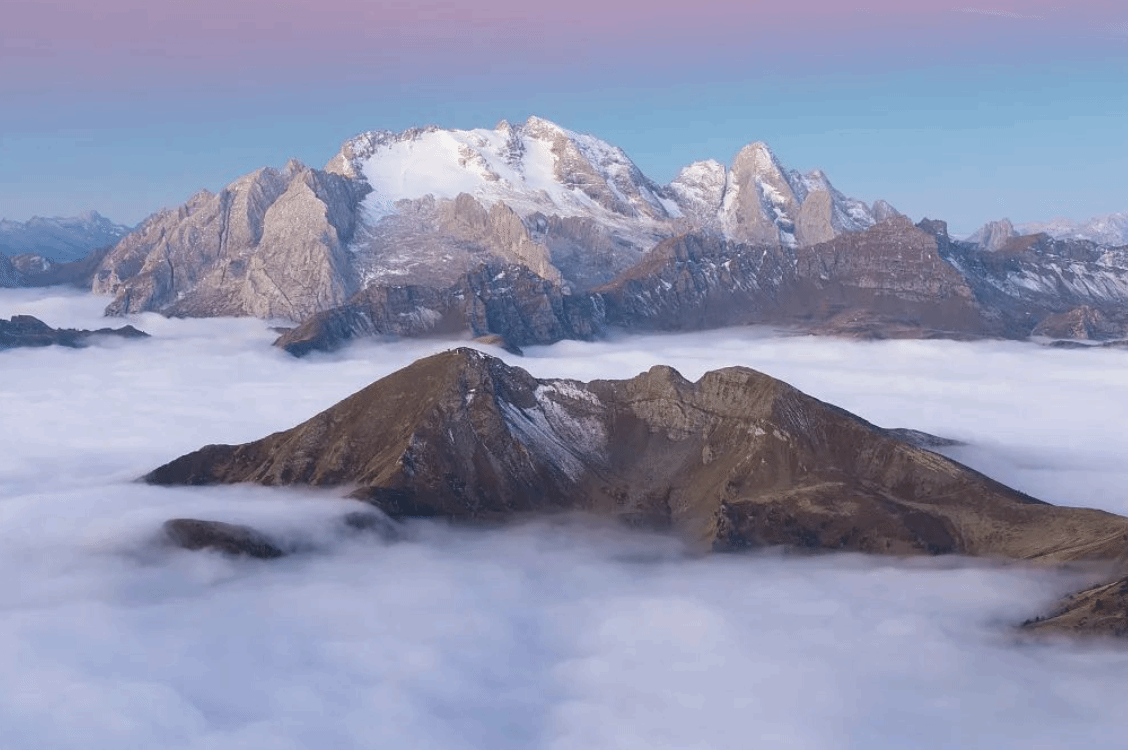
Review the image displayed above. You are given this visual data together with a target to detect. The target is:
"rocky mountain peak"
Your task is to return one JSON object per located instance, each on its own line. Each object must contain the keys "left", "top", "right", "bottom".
{"left": 968, "top": 217, "right": 1018, "bottom": 251}
{"left": 147, "top": 349, "right": 1128, "bottom": 561}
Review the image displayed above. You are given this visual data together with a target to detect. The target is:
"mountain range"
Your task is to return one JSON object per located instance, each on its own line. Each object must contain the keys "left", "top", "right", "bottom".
{"left": 969, "top": 214, "right": 1128, "bottom": 250}
{"left": 0, "top": 211, "right": 130, "bottom": 263}
{"left": 5, "top": 116, "right": 1127, "bottom": 350}
{"left": 88, "top": 117, "right": 892, "bottom": 321}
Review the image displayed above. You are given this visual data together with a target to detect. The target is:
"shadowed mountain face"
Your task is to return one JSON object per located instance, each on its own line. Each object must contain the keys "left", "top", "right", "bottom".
{"left": 147, "top": 349, "right": 1128, "bottom": 562}
{"left": 274, "top": 263, "right": 601, "bottom": 357}
{"left": 597, "top": 216, "right": 988, "bottom": 339}
{"left": 275, "top": 214, "right": 1128, "bottom": 355}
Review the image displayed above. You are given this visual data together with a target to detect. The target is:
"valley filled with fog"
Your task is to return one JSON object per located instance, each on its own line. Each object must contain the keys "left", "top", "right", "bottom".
{"left": 3, "top": 288, "right": 1128, "bottom": 749}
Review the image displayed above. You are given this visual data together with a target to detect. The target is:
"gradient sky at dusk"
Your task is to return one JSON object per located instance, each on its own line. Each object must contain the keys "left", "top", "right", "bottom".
{"left": 2, "top": 0, "right": 1125, "bottom": 234}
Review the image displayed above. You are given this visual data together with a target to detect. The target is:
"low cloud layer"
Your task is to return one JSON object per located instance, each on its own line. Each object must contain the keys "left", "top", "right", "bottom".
{"left": 3, "top": 290, "right": 1128, "bottom": 749}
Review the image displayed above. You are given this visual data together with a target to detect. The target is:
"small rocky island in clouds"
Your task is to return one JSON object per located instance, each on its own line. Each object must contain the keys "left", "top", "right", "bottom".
{"left": 146, "top": 348, "right": 1128, "bottom": 637}
{"left": 0, "top": 314, "right": 148, "bottom": 351}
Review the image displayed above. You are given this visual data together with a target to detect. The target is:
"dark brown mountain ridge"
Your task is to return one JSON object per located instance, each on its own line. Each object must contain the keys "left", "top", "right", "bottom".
{"left": 146, "top": 348, "right": 1128, "bottom": 565}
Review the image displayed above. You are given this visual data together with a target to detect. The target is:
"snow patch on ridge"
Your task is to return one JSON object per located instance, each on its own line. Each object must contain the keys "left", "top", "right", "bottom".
{"left": 500, "top": 380, "right": 607, "bottom": 480}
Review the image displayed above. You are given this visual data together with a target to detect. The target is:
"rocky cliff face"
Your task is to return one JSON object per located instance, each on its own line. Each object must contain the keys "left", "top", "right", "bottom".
{"left": 597, "top": 216, "right": 987, "bottom": 339}
{"left": 274, "top": 264, "right": 602, "bottom": 356}
{"left": 98, "top": 117, "right": 891, "bottom": 320}
{"left": 93, "top": 161, "right": 368, "bottom": 321}
{"left": 967, "top": 218, "right": 1017, "bottom": 251}
{"left": 147, "top": 349, "right": 1128, "bottom": 562}
{"left": 273, "top": 215, "right": 1128, "bottom": 354}
{"left": 943, "top": 233, "right": 1128, "bottom": 336}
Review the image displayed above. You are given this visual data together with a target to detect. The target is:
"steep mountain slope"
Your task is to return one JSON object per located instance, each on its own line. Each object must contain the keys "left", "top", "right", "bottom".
{"left": 1023, "top": 573, "right": 1128, "bottom": 638}
{"left": 278, "top": 217, "right": 995, "bottom": 355}
{"left": 96, "top": 117, "right": 888, "bottom": 319}
{"left": 93, "top": 160, "right": 368, "bottom": 321}
{"left": 147, "top": 349, "right": 1128, "bottom": 561}
{"left": 0, "top": 211, "right": 130, "bottom": 263}
{"left": 274, "top": 263, "right": 601, "bottom": 356}
{"left": 944, "top": 233, "right": 1128, "bottom": 337}
{"left": 599, "top": 216, "right": 986, "bottom": 339}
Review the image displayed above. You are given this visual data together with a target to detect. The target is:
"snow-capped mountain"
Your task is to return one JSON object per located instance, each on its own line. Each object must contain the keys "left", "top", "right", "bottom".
{"left": 0, "top": 211, "right": 130, "bottom": 263}
{"left": 95, "top": 116, "right": 890, "bottom": 320}
{"left": 329, "top": 117, "right": 678, "bottom": 224}
{"left": 1017, "top": 213, "right": 1128, "bottom": 247}
{"left": 329, "top": 117, "right": 884, "bottom": 252}
{"left": 969, "top": 213, "right": 1128, "bottom": 249}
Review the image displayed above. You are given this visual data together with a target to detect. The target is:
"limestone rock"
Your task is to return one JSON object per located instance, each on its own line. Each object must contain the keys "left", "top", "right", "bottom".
{"left": 94, "top": 161, "right": 367, "bottom": 322}
{"left": 968, "top": 218, "right": 1018, "bottom": 251}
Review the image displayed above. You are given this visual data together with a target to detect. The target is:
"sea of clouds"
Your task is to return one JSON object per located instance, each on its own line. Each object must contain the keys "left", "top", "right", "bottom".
{"left": 3, "top": 287, "right": 1128, "bottom": 749}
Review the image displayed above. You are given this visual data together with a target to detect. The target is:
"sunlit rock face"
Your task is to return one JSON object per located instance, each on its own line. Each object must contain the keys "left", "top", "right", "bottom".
{"left": 95, "top": 118, "right": 889, "bottom": 321}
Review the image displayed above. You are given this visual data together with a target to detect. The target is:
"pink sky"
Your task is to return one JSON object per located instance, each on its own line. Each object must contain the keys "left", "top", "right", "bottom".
{"left": 5, "top": 0, "right": 1124, "bottom": 89}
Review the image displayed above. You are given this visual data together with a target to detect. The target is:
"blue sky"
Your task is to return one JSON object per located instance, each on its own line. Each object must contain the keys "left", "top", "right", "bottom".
{"left": 2, "top": 1, "right": 1125, "bottom": 235}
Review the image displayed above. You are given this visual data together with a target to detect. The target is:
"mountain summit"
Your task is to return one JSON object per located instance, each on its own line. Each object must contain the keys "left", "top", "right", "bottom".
{"left": 93, "top": 117, "right": 889, "bottom": 320}
{"left": 146, "top": 349, "right": 1128, "bottom": 561}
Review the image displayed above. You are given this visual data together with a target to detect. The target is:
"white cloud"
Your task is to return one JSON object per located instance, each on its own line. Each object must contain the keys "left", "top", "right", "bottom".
{"left": 4, "top": 289, "right": 1128, "bottom": 748}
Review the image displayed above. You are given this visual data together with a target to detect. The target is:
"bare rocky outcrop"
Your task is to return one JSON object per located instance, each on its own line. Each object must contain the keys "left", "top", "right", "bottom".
{"left": 717, "top": 144, "right": 878, "bottom": 248}
{"left": 0, "top": 314, "right": 148, "bottom": 350}
{"left": 274, "top": 264, "right": 601, "bottom": 356}
{"left": 968, "top": 218, "right": 1018, "bottom": 251}
{"left": 278, "top": 215, "right": 1128, "bottom": 353}
{"left": 596, "top": 216, "right": 987, "bottom": 339}
{"left": 943, "top": 233, "right": 1128, "bottom": 337}
{"left": 146, "top": 349, "right": 1128, "bottom": 563}
{"left": 438, "top": 194, "right": 560, "bottom": 282}
{"left": 93, "top": 160, "right": 368, "bottom": 321}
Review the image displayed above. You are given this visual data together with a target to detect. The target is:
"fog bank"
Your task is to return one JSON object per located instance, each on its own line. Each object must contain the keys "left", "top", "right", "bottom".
{"left": 3, "top": 289, "right": 1128, "bottom": 749}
